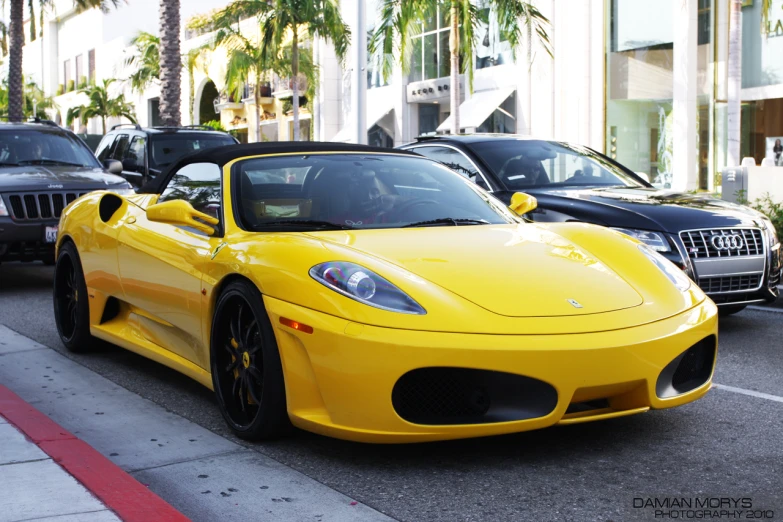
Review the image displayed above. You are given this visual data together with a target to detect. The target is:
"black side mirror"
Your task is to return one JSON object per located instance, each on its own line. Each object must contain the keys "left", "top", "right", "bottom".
{"left": 103, "top": 159, "right": 123, "bottom": 174}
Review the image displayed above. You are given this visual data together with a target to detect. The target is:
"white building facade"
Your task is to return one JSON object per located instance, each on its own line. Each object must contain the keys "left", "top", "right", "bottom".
{"left": 8, "top": 0, "right": 775, "bottom": 191}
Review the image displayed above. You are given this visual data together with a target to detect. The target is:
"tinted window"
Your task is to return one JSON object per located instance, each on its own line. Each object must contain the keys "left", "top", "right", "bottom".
{"left": 0, "top": 129, "right": 102, "bottom": 168}
{"left": 95, "top": 134, "right": 116, "bottom": 161}
{"left": 469, "top": 140, "right": 646, "bottom": 190}
{"left": 150, "top": 134, "right": 236, "bottom": 169}
{"left": 124, "top": 136, "right": 146, "bottom": 172}
{"left": 112, "top": 135, "right": 131, "bottom": 161}
{"left": 159, "top": 162, "right": 221, "bottom": 222}
{"left": 410, "top": 146, "right": 480, "bottom": 180}
{"left": 235, "top": 153, "right": 517, "bottom": 231}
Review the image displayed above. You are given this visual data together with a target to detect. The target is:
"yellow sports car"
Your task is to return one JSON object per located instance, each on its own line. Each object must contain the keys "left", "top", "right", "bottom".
{"left": 53, "top": 143, "right": 718, "bottom": 443}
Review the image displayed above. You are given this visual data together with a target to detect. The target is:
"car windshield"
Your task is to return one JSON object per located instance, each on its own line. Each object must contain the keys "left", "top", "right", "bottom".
{"left": 468, "top": 139, "right": 647, "bottom": 190}
{"left": 150, "top": 134, "right": 236, "bottom": 169}
{"left": 235, "top": 153, "right": 519, "bottom": 231}
{"left": 0, "top": 129, "right": 101, "bottom": 168}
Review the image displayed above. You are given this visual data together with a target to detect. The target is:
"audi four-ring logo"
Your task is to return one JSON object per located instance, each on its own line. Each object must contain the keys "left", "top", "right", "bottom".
{"left": 710, "top": 234, "right": 744, "bottom": 251}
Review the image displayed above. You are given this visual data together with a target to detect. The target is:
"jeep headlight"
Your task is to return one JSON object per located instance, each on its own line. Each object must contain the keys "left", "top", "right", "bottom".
{"left": 639, "top": 244, "right": 691, "bottom": 292}
{"left": 0, "top": 197, "right": 8, "bottom": 217}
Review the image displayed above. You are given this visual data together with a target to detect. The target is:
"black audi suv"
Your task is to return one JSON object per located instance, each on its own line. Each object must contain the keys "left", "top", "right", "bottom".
{"left": 0, "top": 120, "right": 133, "bottom": 264}
{"left": 401, "top": 134, "right": 781, "bottom": 315}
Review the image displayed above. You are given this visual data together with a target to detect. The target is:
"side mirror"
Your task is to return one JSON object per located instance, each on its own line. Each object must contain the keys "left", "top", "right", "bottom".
{"left": 104, "top": 159, "right": 123, "bottom": 175}
{"left": 146, "top": 199, "right": 219, "bottom": 235}
{"left": 509, "top": 192, "right": 538, "bottom": 216}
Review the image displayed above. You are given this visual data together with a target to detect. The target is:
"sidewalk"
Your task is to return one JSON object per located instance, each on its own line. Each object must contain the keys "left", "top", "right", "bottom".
{"left": 0, "top": 385, "right": 188, "bottom": 522}
{"left": 0, "top": 325, "right": 391, "bottom": 522}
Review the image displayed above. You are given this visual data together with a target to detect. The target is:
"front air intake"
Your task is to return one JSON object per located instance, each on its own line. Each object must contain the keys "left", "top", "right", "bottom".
{"left": 656, "top": 336, "right": 717, "bottom": 398}
{"left": 392, "top": 367, "right": 557, "bottom": 425}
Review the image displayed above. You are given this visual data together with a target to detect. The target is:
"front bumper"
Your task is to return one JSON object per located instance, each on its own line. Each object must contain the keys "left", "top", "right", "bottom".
{"left": 0, "top": 216, "right": 58, "bottom": 262}
{"left": 264, "top": 295, "right": 718, "bottom": 443}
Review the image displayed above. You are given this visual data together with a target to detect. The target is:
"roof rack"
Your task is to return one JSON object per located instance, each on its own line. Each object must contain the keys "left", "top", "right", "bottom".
{"left": 414, "top": 135, "right": 444, "bottom": 141}
{"left": 110, "top": 123, "right": 142, "bottom": 131}
{"left": 150, "top": 125, "right": 219, "bottom": 131}
{"left": 0, "top": 116, "right": 59, "bottom": 127}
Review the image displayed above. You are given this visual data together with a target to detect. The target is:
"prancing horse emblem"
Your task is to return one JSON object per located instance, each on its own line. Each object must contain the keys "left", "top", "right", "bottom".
{"left": 567, "top": 299, "right": 583, "bottom": 308}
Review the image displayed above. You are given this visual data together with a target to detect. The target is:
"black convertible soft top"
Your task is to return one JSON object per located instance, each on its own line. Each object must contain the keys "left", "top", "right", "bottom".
{"left": 139, "top": 141, "right": 419, "bottom": 194}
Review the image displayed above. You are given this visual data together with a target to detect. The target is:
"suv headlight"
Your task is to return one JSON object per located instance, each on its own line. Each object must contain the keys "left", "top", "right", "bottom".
{"left": 639, "top": 244, "right": 691, "bottom": 292}
{"left": 0, "top": 197, "right": 8, "bottom": 217}
{"left": 106, "top": 186, "right": 135, "bottom": 196}
{"left": 614, "top": 228, "right": 670, "bottom": 252}
{"left": 310, "top": 261, "right": 426, "bottom": 315}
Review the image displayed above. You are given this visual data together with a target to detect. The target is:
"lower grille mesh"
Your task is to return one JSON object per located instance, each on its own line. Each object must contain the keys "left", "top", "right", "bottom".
{"left": 699, "top": 274, "right": 761, "bottom": 293}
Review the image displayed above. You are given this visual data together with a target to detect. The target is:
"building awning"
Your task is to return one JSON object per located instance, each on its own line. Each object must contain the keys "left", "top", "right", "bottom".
{"left": 437, "top": 87, "right": 515, "bottom": 132}
{"left": 330, "top": 88, "right": 395, "bottom": 142}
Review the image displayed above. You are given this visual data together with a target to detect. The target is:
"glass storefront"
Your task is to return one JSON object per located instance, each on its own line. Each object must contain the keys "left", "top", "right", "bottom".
{"left": 606, "top": 0, "right": 715, "bottom": 189}
{"left": 475, "top": 0, "right": 513, "bottom": 69}
{"left": 409, "top": 2, "right": 461, "bottom": 82}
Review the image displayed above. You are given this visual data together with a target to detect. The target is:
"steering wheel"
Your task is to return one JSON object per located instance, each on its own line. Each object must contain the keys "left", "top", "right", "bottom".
{"left": 386, "top": 198, "right": 440, "bottom": 220}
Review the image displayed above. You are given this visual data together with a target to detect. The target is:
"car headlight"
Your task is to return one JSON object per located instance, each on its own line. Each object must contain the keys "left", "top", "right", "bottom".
{"left": 0, "top": 197, "right": 8, "bottom": 217}
{"left": 639, "top": 244, "right": 691, "bottom": 292}
{"left": 106, "top": 186, "right": 135, "bottom": 196}
{"left": 310, "top": 261, "right": 426, "bottom": 315}
{"left": 613, "top": 228, "right": 671, "bottom": 252}
{"left": 760, "top": 217, "right": 779, "bottom": 247}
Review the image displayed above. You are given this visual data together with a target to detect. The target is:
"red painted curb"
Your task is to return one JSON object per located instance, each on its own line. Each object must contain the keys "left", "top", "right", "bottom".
{"left": 0, "top": 385, "right": 190, "bottom": 522}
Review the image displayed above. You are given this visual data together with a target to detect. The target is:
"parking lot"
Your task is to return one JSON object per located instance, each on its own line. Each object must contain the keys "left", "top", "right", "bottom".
{"left": 0, "top": 262, "right": 781, "bottom": 521}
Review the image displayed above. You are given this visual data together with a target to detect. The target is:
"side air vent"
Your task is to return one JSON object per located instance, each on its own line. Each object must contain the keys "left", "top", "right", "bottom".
{"left": 99, "top": 194, "right": 125, "bottom": 223}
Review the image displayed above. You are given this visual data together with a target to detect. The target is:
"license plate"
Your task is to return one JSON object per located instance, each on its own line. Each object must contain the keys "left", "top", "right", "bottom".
{"left": 44, "top": 226, "right": 59, "bottom": 243}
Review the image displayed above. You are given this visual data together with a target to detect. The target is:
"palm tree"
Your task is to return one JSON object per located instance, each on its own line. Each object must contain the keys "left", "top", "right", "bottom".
{"left": 124, "top": 31, "right": 161, "bottom": 94}
{"left": 66, "top": 79, "right": 137, "bottom": 134}
{"left": 258, "top": 0, "right": 350, "bottom": 141}
{"left": 4, "top": 0, "right": 121, "bottom": 122}
{"left": 159, "top": 0, "right": 182, "bottom": 126}
{"left": 371, "top": 0, "right": 551, "bottom": 135}
{"left": 0, "top": 78, "right": 57, "bottom": 119}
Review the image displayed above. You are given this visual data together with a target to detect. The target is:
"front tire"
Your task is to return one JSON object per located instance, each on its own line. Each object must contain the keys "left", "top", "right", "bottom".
{"left": 210, "top": 280, "right": 289, "bottom": 440}
{"left": 53, "top": 242, "right": 96, "bottom": 352}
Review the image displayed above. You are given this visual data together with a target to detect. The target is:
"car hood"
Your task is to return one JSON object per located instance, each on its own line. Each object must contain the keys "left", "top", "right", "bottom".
{"left": 309, "top": 225, "right": 643, "bottom": 318}
{"left": 526, "top": 186, "right": 763, "bottom": 232}
{"left": 0, "top": 166, "right": 127, "bottom": 191}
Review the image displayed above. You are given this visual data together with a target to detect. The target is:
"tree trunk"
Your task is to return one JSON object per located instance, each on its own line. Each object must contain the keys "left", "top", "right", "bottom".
{"left": 7, "top": 0, "right": 25, "bottom": 122}
{"left": 102, "top": 117, "right": 106, "bottom": 135}
{"left": 255, "top": 73, "right": 262, "bottom": 142}
{"left": 449, "top": 0, "right": 460, "bottom": 134}
{"left": 727, "top": 0, "right": 742, "bottom": 167}
{"left": 188, "top": 64, "right": 195, "bottom": 124}
{"left": 292, "top": 28, "right": 300, "bottom": 142}
{"left": 159, "top": 0, "right": 182, "bottom": 127}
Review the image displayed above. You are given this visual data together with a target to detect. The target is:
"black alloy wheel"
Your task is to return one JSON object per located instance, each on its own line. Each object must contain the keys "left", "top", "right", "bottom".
{"left": 211, "top": 280, "right": 289, "bottom": 440}
{"left": 53, "top": 241, "right": 95, "bottom": 352}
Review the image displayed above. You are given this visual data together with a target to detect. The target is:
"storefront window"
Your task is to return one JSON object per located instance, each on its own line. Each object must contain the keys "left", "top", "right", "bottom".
{"left": 742, "top": 0, "right": 783, "bottom": 89}
{"left": 367, "top": 0, "right": 389, "bottom": 89}
{"left": 476, "top": 91, "right": 516, "bottom": 134}
{"left": 475, "top": 0, "right": 513, "bottom": 69}
{"left": 419, "top": 104, "right": 441, "bottom": 135}
{"left": 409, "top": 2, "right": 457, "bottom": 81}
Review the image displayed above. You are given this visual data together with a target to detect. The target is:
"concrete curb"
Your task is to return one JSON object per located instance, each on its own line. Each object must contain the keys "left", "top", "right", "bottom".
{"left": 0, "top": 384, "right": 190, "bottom": 522}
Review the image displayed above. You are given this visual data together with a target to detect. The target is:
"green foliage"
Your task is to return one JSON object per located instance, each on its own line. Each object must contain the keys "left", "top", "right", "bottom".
{"left": 78, "top": 76, "right": 88, "bottom": 89}
{"left": 124, "top": 31, "right": 161, "bottom": 94}
{"left": 0, "top": 78, "right": 57, "bottom": 120}
{"left": 66, "top": 79, "right": 75, "bottom": 92}
{"left": 202, "top": 120, "right": 227, "bottom": 132}
{"left": 56, "top": 84, "right": 64, "bottom": 96}
{"left": 66, "top": 78, "right": 136, "bottom": 134}
{"left": 737, "top": 191, "right": 783, "bottom": 242}
{"left": 370, "top": 0, "right": 551, "bottom": 90}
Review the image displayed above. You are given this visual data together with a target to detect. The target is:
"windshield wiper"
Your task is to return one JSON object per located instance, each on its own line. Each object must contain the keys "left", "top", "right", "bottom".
{"left": 403, "top": 218, "right": 490, "bottom": 228}
{"left": 256, "top": 219, "right": 354, "bottom": 230}
{"left": 0, "top": 162, "right": 20, "bottom": 167}
{"left": 17, "top": 159, "right": 91, "bottom": 168}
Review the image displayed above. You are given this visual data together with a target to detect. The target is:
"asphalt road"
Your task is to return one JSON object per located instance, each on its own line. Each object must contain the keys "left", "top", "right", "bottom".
{"left": 1, "top": 262, "right": 782, "bottom": 522}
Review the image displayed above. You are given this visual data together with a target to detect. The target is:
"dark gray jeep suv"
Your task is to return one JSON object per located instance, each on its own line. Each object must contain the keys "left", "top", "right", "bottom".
{"left": 0, "top": 121, "right": 133, "bottom": 263}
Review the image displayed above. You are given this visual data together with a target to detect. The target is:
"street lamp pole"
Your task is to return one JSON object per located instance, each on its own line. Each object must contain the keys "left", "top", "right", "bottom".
{"left": 352, "top": 0, "right": 367, "bottom": 144}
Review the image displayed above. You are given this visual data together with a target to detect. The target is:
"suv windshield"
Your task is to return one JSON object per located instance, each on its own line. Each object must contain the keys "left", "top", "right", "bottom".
{"left": 468, "top": 139, "right": 647, "bottom": 190}
{"left": 0, "top": 129, "right": 101, "bottom": 168}
{"left": 150, "top": 134, "right": 236, "bottom": 169}
{"left": 235, "top": 153, "right": 519, "bottom": 231}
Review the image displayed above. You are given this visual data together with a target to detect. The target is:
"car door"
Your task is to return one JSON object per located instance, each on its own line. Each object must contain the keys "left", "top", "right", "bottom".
{"left": 117, "top": 162, "right": 223, "bottom": 369}
{"left": 408, "top": 145, "right": 493, "bottom": 190}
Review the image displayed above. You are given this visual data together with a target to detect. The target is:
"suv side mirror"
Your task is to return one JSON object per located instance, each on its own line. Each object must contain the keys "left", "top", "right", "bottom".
{"left": 104, "top": 159, "right": 123, "bottom": 174}
{"left": 509, "top": 192, "right": 538, "bottom": 216}
{"left": 146, "top": 199, "right": 219, "bottom": 235}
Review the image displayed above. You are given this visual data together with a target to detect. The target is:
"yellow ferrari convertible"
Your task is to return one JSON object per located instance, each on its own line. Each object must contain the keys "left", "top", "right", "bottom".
{"left": 53, "top": 143, "right": 717, "bottom": 443}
